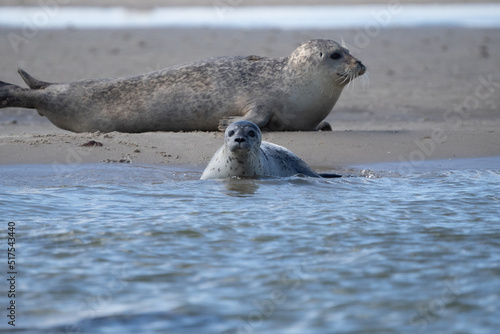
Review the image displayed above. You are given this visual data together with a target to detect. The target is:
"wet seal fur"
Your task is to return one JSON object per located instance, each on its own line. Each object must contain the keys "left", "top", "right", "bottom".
{"left": 0, "top": 39, "right": 365, "bottom": 133}
{"left": 201, "top": 121, "right": 323, "bottom": 179}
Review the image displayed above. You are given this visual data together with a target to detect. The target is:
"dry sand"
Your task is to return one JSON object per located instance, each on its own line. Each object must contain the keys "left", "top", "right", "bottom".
{"left": 0, "top": 24, "right": 499, "bottom": 171}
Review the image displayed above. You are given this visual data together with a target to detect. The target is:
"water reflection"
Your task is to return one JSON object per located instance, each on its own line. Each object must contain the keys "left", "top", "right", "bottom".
{"left": 223, "top": 178, "right": 260, "bottom": 197}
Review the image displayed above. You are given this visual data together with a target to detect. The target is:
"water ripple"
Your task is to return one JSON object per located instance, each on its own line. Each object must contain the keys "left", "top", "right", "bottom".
{"left": 1, "top": 163, "right": 499, "bottom": 333}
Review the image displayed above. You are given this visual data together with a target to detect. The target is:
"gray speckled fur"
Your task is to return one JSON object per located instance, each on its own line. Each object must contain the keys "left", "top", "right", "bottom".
{"left": 201, "top": 121, "right": 318, "bottom": 179}
{"left": 0, "top": 39, "right": 365, "bottom": 133}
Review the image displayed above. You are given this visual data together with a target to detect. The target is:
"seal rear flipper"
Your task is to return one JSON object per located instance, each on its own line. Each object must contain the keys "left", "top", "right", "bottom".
{"left": 17, "top": 68, "right": 52, "bottom": 89}
{"left": 0, "top": 81, "right": 33, "bottom": 109}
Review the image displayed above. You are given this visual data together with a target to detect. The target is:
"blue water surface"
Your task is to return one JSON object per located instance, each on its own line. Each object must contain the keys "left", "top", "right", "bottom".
{"left": 0, "top": 162, "right": 499, "bottom": 334}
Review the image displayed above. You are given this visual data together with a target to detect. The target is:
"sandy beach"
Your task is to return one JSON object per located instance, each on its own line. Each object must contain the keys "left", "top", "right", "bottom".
{"left": 1, "top": 6, "right": 499, "bottom": 170}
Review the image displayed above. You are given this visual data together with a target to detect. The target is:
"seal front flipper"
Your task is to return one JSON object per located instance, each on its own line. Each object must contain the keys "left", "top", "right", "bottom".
{"left": 218, "top": 116, "right": 239, "bottom": 131}
{"left": 315, "top": 120, "right": 332, "bottom": 131}
{"left": 217, "top": 101, "right": 280, "bottom": 131}
{"left": 218, "top": 112, "right": 272, "bottom": 132}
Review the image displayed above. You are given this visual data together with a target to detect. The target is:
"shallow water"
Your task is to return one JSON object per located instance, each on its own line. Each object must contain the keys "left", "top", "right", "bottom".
{"left": 1, "top": 161, "right": 499, "bottom": 334}
{"left": 1, "top": 4, "right": 500, "bottom": 30}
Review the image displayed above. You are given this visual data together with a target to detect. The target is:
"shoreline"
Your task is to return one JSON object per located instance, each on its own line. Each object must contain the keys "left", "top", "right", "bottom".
{"left": 1, "top": 122, "right": 499, "bottom": 171}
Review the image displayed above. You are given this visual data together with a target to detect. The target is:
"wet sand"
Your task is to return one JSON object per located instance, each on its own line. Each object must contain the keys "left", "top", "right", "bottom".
{"left": 0, "top": 24, "right": 499, "bottom": 170}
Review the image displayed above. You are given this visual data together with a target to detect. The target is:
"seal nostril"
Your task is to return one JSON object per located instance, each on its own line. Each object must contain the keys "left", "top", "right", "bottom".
{"left": 357, "top": 61, "right": 366, "bottom": 75}
{"left": 235, "top": 137, "right": 246, "bottom": 143}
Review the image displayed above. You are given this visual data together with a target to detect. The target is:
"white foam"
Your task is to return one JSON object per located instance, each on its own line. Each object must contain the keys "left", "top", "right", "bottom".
{"left": 0, "top": 4, "right": 499, "bottom": 30}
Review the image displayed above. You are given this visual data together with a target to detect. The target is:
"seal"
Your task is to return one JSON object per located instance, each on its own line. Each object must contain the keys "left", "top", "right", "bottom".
{"left": 0, "top": 39, "right": 365, "bottom": 133}
{"left": 201, "top": 121, "right": 320, "bottom": 179}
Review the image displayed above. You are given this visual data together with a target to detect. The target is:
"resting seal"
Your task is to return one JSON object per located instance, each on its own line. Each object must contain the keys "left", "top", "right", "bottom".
{"left": 201, "top": 121, "right": 320, "bottom": 179}
{"left": 0, "top": 39, "right": 365, "bottom": 133}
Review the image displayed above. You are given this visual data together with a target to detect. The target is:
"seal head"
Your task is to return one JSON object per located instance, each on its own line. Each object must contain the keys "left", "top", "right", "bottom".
{"left": 285, "top": 39, "right": 366, "bottom": 86}
{"left": 274, "top": 39, "right": 366, "bottom": 131}
{"left": 226, "top": 121, "right": 261, "bottom": 154}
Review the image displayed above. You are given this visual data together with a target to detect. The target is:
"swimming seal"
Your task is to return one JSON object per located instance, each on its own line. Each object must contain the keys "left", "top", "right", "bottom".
{"left": 0, "top": 39, "right": 365, "bottom": 133}
{"left": 201, "top": 121, "right": 320, "bottom": 179}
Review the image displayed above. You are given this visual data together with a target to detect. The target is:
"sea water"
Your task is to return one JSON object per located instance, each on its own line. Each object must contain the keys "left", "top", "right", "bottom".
{"left": 1, "top": 4, "right": 500, "bottom": 30}
{"left": 0, "top": 161, "right": 499, "bottom": 333}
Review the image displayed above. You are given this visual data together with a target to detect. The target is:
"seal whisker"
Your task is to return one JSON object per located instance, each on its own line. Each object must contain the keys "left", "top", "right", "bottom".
{"left": 337, "top": 73, "right": 350, "bottom": 86}
{"left": 361, "top": 72, "right": 370, "bottom": 91}
{"left": 347, "top": 72, "right": 353, "bottom": 91}
{"left": 348, "top": 71, "right": 356, "bottom": 92}
{"left": 340, "top": 34, "right": 346, "bottom": 48}
{"left": 335, "top": 74, "right": 346, "bottom": 84}
{"left": 346, "top": 73, "right": 353, "bottom": 92}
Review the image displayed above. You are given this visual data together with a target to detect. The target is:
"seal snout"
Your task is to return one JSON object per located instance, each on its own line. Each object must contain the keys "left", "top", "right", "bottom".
{"left": 357, "top": 60, "right": 367, "bottom": 75}
{"left": 234, "top": 137, "right": 246, "bottom": 143}
{"left": 231, "top": 133, "right": 250, "bottom": 151}
{"left": 231, "top": 136, "right": 250, "bottom": 153}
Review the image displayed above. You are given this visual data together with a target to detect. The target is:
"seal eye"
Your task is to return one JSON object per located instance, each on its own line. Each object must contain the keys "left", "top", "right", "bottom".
{"left": 330, "top": 52, "right": 342, "bottom": 60}
{"left": 248, "top": 130, "right": 256, "bottom": 138}
{"left": 227, "top": 130, "right": 235, "bottom": 137}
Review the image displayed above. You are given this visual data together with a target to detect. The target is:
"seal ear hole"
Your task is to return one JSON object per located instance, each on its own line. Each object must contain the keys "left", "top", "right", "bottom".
{"left": 248, "top": 130, "right": 256, "bottom": 138}
{"left": 228, "top": 130, "right": 235, "bottom": 137}
{"left": 319, "top": 52, "right": 323, "bottom": 58}
{"left": 330, "top": 52, "right": 342, "bottom": 60}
